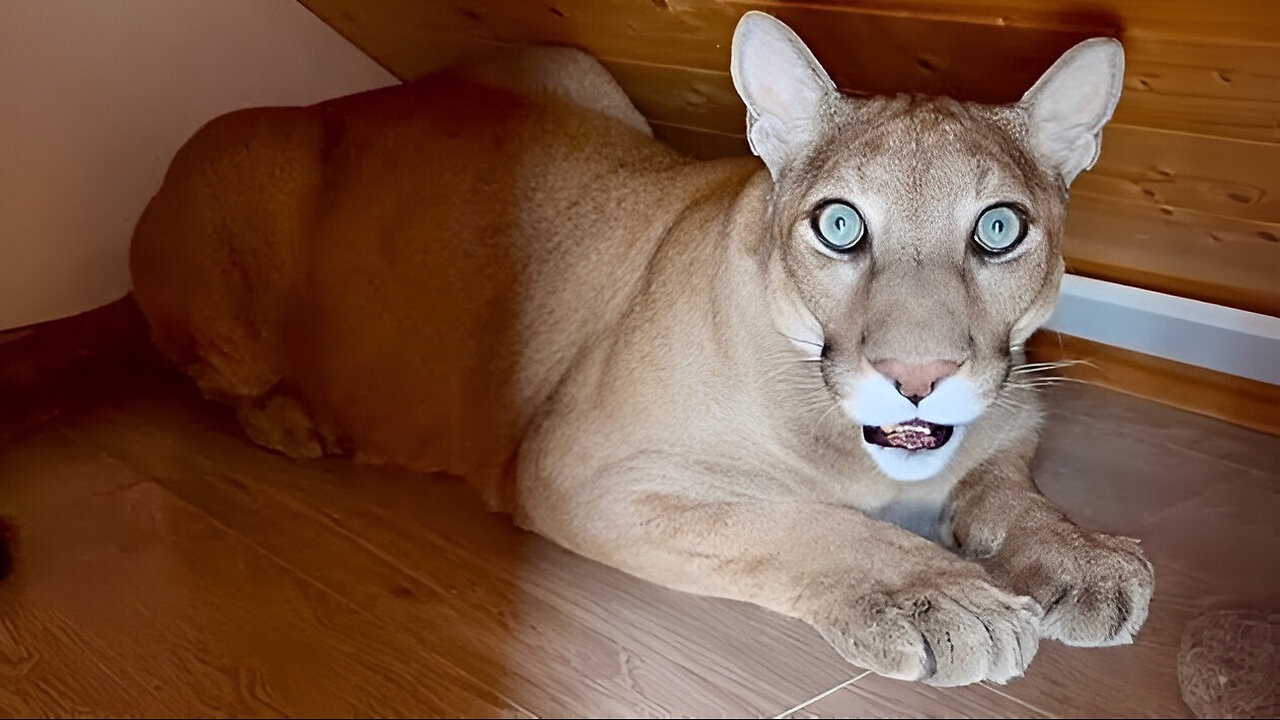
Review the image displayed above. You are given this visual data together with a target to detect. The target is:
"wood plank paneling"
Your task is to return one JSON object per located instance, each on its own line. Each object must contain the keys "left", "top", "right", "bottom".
{"left": 302, "top": 1, "right": 1280, "bottom": 141}
{"left": 601, "top": 61, "right": 744, "bottom": 138}
{"left": 650, "top": 120, "right": 750, "bottom": 160}
{"left": 740, "top": 0, "right": 1280, "bottom": 45}
{"left": 1064, "top": 194, "right": 1280, "bottom": 315}
{"left": 298, "top": 0, "right": 1280, "bottom": 315}
{"left": 1075, "top": 126, "right": 1280, "bottom": 224}
{"left": 1119, "top": 36, "right": 1280, "bottom": 142}
{"left": 309, "top": 3, "right": 1097, "bottom": 101}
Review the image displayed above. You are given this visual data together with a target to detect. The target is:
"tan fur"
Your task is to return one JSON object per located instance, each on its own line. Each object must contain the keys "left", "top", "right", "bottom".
{"left": 131, "top": 19, "right": 1152, "bottom": 686}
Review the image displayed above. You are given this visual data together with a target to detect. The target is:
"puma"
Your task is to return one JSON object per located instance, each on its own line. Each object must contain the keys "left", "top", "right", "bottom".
{"left": 131, "top": 12, "right": 1154, "bottom": 685}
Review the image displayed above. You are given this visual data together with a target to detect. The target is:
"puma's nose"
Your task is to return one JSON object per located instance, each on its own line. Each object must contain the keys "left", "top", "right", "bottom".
{"left": 873, "top": 359, "right": 960, "bottom": 404}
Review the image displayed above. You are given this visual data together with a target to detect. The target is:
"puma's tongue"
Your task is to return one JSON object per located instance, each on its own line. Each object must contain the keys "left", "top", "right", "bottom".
{"left": 863, "top": 420, "right": 954, "bottom": 451}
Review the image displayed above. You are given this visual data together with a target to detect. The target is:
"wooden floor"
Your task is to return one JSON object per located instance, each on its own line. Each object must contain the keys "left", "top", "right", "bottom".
{"left": 1, "top": 359, "right": 1277, "bottom": 717}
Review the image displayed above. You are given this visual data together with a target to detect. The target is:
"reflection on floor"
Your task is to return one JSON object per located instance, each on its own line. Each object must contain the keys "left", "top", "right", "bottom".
{"left": 1, "top": 364, "right": 1276, "bottom": 717}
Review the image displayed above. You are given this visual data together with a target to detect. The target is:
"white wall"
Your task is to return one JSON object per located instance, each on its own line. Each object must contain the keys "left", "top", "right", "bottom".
{"left": 0, "top": 0, "right": 397, "bottom": 330}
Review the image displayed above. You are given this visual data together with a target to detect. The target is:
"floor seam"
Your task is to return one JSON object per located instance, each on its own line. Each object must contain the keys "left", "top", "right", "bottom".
{"left": 979, "top": 680, "right": 1060, "bottom": 719}
{"left": 772, "top": 670, "right": 871, "bottom": 719}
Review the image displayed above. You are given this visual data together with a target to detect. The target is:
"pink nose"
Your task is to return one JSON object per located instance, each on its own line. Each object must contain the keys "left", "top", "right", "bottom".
{"left": 873, "top": 359, "right": 960, "bottom": 404}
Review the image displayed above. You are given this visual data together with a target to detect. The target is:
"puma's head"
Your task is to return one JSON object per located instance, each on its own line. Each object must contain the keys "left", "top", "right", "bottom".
{"left": 731, "top": 12, "right": 1124, "bottom": 481}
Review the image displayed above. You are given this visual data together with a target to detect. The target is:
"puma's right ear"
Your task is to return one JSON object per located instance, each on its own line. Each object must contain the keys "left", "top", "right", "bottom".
{"left": 731, "top": 12, "right": 836, "bottom": 179}
{"left": 1019, "top": 38, "right": 1125, "bottom": 187}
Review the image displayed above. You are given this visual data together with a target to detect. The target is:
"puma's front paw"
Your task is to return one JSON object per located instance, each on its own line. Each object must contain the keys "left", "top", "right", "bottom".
{"left": 992, "top": 529, "right": 1154, "bottom": 647}
{"left": 808, "top": 568, "right": 1042, "bottom": 686}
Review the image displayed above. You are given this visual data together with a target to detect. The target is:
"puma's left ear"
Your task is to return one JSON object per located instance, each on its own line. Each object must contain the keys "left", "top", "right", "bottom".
{"left": 1019, "top": 38, "right": 1125, "bottom": 186}
{"left": 731, "top": 12, "right": 837, "bottom": 179}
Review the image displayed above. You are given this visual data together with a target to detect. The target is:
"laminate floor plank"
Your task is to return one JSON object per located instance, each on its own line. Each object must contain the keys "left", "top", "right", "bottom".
{"left": 0, "top": 420, "right": 523, "bottom": 717}
{"left": 43, "top": 376, "right": 854, "bottom": 717}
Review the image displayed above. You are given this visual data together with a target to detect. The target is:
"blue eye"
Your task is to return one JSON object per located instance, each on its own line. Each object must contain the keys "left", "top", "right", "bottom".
{"left": 973, "top": 205, "right": 1027, "bottom": 253}
{"left": 811, "top": 200, "right": 865, "bottom": 253}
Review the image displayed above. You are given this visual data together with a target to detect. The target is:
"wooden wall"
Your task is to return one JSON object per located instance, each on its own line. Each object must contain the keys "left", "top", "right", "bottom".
{"left": 299, "top": 0, "right": 1279, "bottom": 318}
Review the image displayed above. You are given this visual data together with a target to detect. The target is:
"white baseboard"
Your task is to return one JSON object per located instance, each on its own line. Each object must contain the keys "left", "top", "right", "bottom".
{"left": 1043, "top": 275, "right": 1280, "bottom": 386}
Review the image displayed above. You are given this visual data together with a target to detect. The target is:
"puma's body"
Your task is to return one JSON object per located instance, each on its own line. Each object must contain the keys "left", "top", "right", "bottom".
{"left": 133, "top": 65, "right": 784, "bottom": 511}
{"left": 132, "top": 18, "right": 1153, "bottom": 686}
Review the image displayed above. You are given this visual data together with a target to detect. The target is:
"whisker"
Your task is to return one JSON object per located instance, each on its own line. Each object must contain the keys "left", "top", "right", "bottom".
{"left": 1012, "top": 377, "right": 1093, "bottom": 387}
{"left": 1013, "top": 373, "right": 1071, "bottom": 382}
{"left": 1009, "top": 368, "right": 1076, "bottom": 379}
{"left": 1011, "top": 365, "right": 1095, "bottom": 374}
{"left": 1011, "top": 362, "right": 1072, "bottom": 371}
{"left": 811, "top": 401, "right": 842, "bottom": 435}
{"left": 1009, "top": 359, "right": 1097, "bottom": 373}
{"left": 777, "top": 331, "right": 823, "bottom": 349}
{"left": 993, "top": 389, "right": 1036, "bottom": 407}
{"left": 993, "top": 400, "right": 1030, "bottom": 414}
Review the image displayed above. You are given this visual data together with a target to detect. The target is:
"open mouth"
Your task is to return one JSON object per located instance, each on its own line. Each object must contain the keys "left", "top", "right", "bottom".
{"left": 862, "top": 420, "right": 954, "bottom": 451}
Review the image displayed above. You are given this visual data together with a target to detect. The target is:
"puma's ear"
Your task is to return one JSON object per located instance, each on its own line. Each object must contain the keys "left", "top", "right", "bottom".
{"left": 1020, "top": 37, "right": 1125, "bottom": 187}
{"left": 731, "top": 12, "right": 837, "bottom": 179}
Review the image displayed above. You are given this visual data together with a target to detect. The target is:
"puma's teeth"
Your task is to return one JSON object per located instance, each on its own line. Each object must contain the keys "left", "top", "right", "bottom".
{"left": 862, "top": 419, "right": 954, "bottom": 451}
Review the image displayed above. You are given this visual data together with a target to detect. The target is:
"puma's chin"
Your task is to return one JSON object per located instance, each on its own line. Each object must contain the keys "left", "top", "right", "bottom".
{"left": 860, "top": 423, "right": 967, "bottom": 482}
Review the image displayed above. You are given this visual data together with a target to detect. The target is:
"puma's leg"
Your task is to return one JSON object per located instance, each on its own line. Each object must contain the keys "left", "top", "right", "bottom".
{"left": 946, "top": 450, "right": 1155, "bottom": 647}
{"left": 521, "top": 472, "right": 1041, "bottom": 686}
{"left": 234, "top": 390, "right": 338, "bottom": 461}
